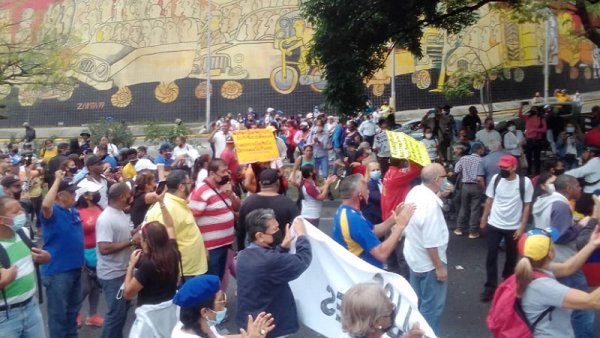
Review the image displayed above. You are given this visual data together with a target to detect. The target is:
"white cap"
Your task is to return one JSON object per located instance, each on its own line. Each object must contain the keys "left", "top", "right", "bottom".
{"left": 75, "top": 179, "right": 102, "bottom": 201}
{"left": 266, "top": 107, "right": 275, "bottom": 113}
{"left": 135, "top": 158, "right": 158, "bottom": 171}
{"left": 306, "top": 113, "right": 314, "bottom": 119}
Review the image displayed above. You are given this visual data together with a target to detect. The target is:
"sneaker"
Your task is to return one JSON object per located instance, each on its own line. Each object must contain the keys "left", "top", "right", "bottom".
{"left": 453, "top": 228, "right": 464, "bottom": 236}
{"left": 76, "top": 314, "right": 82, "bottom": 328}
{"left": 480, "top": 287, "right": 495, "bottom": 302}
{"left": 85, "top": 314, "right": 104, "bottom": 327}
{"left": 468, "top": 231, "right": 480, "bottom": 239}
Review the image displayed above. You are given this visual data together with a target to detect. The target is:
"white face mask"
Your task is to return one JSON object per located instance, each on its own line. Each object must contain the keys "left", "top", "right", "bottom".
{"left": 425, "top": 133, "right": 433, "bottom": 139}
{"left": 546, "top": 183, "right": 555, "bottom": 194}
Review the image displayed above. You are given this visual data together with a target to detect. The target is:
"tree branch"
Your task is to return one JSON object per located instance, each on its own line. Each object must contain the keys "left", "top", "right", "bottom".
{"left": 575, "top": 0, "right": 600, "bottom": 47}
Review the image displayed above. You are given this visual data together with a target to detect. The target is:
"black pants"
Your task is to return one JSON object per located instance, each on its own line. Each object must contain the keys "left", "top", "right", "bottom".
{"left": 457, "top": 183, "right": 483, "bottom": 233}
{"left": 364, "top": 135, "right": 375, "bottom": 147}
{"left": 525, "top": 139, "right": 543, "bottom": 175}
{"left": 485, "top": 225, "right": 518, "bottom": 289}
{"left": 387, "top": 237, "right": 409, "bottom": 280}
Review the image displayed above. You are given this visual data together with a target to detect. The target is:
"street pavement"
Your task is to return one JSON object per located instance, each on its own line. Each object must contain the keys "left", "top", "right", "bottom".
{"left": 40, "top": 199, "right": 599, "bottom": 338}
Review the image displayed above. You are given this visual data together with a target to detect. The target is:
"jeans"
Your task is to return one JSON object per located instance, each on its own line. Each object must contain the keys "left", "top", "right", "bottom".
{"left": 409, "top": 266, "right": 447, "bottom": 335}
{"left": 485, "top": 225, "right": 518, "bottom": 288}
{"left": 557, "top": 270, "right": 596, "bottom": 338}
{"left": 42, "top": 269, "right": 81, "bottom": 338}
{"left": 99, "top": 275, "right": 130, "bottom": 338}
{"left": 456, "top": 183, "right": 483, "bottom": 233}
{"left": 314, "top": 156, "right": 329, "bottom": 179}
{"left": 80, "top": 267, "right": 101, "bottom": 316}
{"left": 207, "top": 246, "right": 229, "bottom": 280}
{"left": 0, "top": 298, "right": 45, "bottom": 338}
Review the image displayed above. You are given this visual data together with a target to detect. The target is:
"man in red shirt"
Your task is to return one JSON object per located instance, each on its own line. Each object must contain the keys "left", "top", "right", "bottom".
{"left": 381, "top": 159, "right": 422, "bottom": 219}
{"left": 188, "top": 159, "right": 241, "bottom": 280}
{"left": 219, "top": 136, "right": 240, "bottom": 186}
{"left": 585, "top": 120, "right": 600, "bottom": 147}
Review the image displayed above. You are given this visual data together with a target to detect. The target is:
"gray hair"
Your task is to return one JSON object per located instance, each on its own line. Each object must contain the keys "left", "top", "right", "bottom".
{"left": 341, "top": 282, "right": 390, "bottom": 336}
{"left": 108, "top": 182, "right": 130, "bottom": 202}
{"left": 554, "top": 174, "right": 578, "bottom": 192}
{"left": 245, "top": 208, "right": 277, "bottom": 242}
{"left": 339, "top": 174, "right": 365, "bottom": 200}
{"left": 421, "top": 163, "right": 444, "bottom": 184}
{"left": 488, "top": 139, "right": 502, "bottom": 151}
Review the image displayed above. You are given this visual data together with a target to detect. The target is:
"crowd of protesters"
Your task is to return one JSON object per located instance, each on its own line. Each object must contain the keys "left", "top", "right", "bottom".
{"left": 0, "top": 93, "right": 599, "bottom": 338}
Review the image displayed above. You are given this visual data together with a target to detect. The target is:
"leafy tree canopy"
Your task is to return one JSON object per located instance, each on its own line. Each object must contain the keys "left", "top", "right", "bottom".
{"left": 301, "top": 0, "right": 600, "bottom": 115}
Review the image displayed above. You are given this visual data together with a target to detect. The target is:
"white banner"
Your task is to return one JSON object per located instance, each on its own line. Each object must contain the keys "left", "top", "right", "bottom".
{"left": 290, "top": 219, "right": 436, "bottom": 338}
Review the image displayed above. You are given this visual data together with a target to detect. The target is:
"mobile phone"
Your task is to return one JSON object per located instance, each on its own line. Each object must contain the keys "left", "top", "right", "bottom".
{"left": 156, "top": 181, "right": 167, "bottom": 194}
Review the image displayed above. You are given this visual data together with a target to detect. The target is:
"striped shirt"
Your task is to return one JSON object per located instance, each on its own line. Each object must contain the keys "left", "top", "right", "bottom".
{"left": 454, "top": 154, "right": 482, "bottom": 183}
{"left": 189, "top": 181, "right": 235, "bottom": 250}
{"left": 0, "top": 233, "right": 36, "bottom": 305}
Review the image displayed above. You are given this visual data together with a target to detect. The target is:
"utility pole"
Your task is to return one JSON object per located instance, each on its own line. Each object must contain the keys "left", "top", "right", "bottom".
{"left": 390, "top": 47, "right": 396, "bottom": 110}
{"left": 206, "top": 0, "right": 212, "bottom": 125}
{"left": 543, "top": 13, "right": 550, "bottom": 103}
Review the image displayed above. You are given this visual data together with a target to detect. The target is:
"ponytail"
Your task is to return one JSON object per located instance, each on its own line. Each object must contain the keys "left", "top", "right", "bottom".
{"left": 515, "top": 257, "right": 533, "bottom": 297}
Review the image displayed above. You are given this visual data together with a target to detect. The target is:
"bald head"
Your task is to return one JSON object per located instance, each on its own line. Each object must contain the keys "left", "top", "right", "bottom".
{"left": 421, "top": 163, "right": 445, "bottom": 185}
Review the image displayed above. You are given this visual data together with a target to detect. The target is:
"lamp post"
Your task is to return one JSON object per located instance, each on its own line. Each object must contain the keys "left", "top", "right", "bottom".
{"left": 205, "top": 0, "right": 212, "bottom": 125}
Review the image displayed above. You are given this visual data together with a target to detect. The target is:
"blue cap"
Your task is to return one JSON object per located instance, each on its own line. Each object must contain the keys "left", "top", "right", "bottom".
{"left": 159, "top": 143, "right": 173, "bottom": 152}
{"left": 173, "top": 275, "right": 220, "bottom": 308}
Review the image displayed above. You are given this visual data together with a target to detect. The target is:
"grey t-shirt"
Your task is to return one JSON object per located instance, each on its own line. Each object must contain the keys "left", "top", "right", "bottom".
{"left": 521, "top": 274, "right": 573, "bottom": 338}
{"left": 96, "top": 206, "right": 132, "bottom": 280}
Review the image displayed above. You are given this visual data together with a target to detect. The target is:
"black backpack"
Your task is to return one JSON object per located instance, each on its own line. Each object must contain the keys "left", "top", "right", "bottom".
{"left": 0, "top": 228, "right": 43, "bottom": 307}
{"left": 493, "top": 174, "right": 525, "bottom": 202}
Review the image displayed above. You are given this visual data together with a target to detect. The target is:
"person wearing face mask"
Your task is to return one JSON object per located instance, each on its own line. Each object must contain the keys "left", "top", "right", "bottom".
{"left": 531, "top": 175, "right": 598, "bottom": 338}
{"left": 236, "top": 209, "right": 310, "bottom": 338}
{"left": 293, "top": 121, "right": 311, "bottom": 154}
{"left": 479, "top": 155, "right": 534, "bottom": 303}
{"left": 475, "top": 117, "right": 502, "bottom": 151}
{"left": 155, "top": 143, "right": 175, "bottom": 181}
{"left": 340, "top": 282, "right": 425, "bottom": 338}
{"left": 74, "top": 180, "right": 104, "bottom": 327}
{"left": 1, "top": 176, "right": 23, "bottom": 201}
{"left": 0, "top": 196, "right": 51, "bottom": 338}
{"left": 40, "top": 170, "right": 85, "bottom": 338}
{"left": 173, "top": 275, "right": 275, "bottom": 338}
{"left": 503, "top": 121, "right": 525, "bottom": 160}
{"left": 95, "top": 183, "right": 137, "bottom": 338}
{"left": 556, "top": 123, "right": 584, "bottom": 170}
{"left": 518, "top": 104, "right": 548, "bottom": 176}
{"left": 421, "top": 126, "right": 443, "bottom": 162}
{"left": 333, "top": 174, "right": 416, "bottom": 268}
{"left": 145, "top": 170, "right": 208, "bottom": 280}
{"left": 299, "top": 164, "right": 337, "bottom": 227}
{"left": 361, "top": 162, "right": 384, "bottom": 224}
{"left": 189, "top": 159, "right": 240, "bottom": 280}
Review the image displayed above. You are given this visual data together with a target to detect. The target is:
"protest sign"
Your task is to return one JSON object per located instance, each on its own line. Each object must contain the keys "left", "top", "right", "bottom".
{"left": 386, "top": 131, "right": 431, "bottom": 166}
{"left": 232, "top": 129, "right": 279, "bottom": 164}
{"left": 290, "top": 219, "right": 436, "bottom": 338}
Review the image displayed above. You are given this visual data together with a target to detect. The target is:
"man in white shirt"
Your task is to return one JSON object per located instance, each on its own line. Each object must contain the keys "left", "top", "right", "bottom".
{"left": 479, "top": 155, "right": 533, "bottom": 302}
{"left": 208, "top": 120, "right": 231, "bottom": 158}
{"left": 566, "top": 145, "right": 600, "bottom": 215}
{"left": 172, "top": 136, "right": 199, "bottom": 169}
{"left": 403, "top": 163, "right": 450, "bottom": 335}
{"left": 475, "top": 117, "right": 502, "bottom": 150}
{"left": 358, "top": 115, "right": 378, "bottom": 146}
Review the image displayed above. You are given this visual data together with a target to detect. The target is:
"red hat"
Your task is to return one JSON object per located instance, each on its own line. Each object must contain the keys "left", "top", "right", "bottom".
{"left": 497, "top": 155, "right": 517, "bottom": 168}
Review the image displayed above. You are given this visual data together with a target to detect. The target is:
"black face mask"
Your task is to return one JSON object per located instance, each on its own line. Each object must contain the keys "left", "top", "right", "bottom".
{"left": 216, "top": 175, "right": 230, "bottom": 186}
{"left": 13, "top": 190, "right": 22, "bottom": 200}
{"left": 500, "top": 169, "right": 510, "bottom": 178}
{"left": 487, "top": 125, "right": 495, "bottom": 130}
{"left": 91, "top": 192, "right": 101, "bottom": 205}
{"left": 69, "top": 167, "right": 78, "bottom": 174}
{"left": 269, "top": 230, "right": 283, "bottom": 248}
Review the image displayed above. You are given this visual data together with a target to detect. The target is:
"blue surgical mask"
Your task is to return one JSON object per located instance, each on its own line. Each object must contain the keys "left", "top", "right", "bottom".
{"left": 11, "top": 213, "right": 27, "bottom": 232}
{"left": 370, "top": 170, "right": 381, "bottom": 181}
{"left": 566, "top": 127, "right": 575, "bottom": 133}
{"left": 440, "top": 177, "right": 450, "bottom": 191}
{"left": 207, "top": 308, "right": 227, "bottom": 326}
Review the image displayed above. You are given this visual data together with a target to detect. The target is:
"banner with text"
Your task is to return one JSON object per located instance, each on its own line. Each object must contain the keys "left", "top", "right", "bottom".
{"left": 386, "top": 131, "right": 431, "bottom": 166}
{"left": 232, "top": 129, "right": 279, "bottom": 164}
{"left": 290, "top": 220, "right": 436, "bottom": 338}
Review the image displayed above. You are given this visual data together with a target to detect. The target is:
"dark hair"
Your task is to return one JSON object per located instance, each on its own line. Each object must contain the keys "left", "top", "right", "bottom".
{"left": 471, "top": 143, "right": 485, "bottom": 153}
{"left": 245, "top": 208, "right": 276, "bottom": 242}
{"left": 532, "top": 171, "right": 554, "bottom": 203}
{"left": 75, "top": 192, "right": 100, "bottom": 209}
{"left": 179, "top": 295, "right": 216, "bottom": 338}
{"left": 176, "top": 136, "right": 187, "bottom": 143}
{"left": 0, "top": 197, "right": 19, "bottom": 218}
{"left": 207, "top": 158, "right": 226, "bottom": 175}
{"left": 554, "top": 174, "right": 578, "bottom": 192}
{"left": 166, "top": 170, "right": 188, "bottom": 191}
{"left": 97, "top": 144, "right": 108, "bottom": 152}
{"left": 507, "top": 121, "right": 516, "bottom": 127}
{"left": 137, "top": 146, "right": 147, "bottom": 153}
{"left": 59, "top": 158, "right": 74, "bottom": 172}
{"left": 542, "top": 158, "right": 563, "bottom": 172}
{"left": 134, "top": 170, "right": 156, "bottom": 197}
{"left": 191, "top": 155, "right": 211, "bottom": 184}
{"left": 141, "top": 222, "right": 180, "bottom": 283}
{"left": 301, "top": 164, "right": 314, "bottom": 179}
{"left": 69, "top": 138, "right": 81, "bottom": 155}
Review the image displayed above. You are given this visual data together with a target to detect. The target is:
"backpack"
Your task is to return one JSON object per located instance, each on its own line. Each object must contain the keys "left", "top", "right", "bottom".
{"left": 0, "top": 228, "right": 43, "bottom": 305}
{"left": 493, "top": 173, "right": 525, "bottom": 202}
{"left": 487, "top": 273, "right": 554, "bottom": 338}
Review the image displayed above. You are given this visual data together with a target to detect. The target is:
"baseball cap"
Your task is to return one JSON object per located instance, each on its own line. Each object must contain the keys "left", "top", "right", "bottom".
{"left": 75, "top": 179, "right": 101, "bottom": 201}
{"left": 497, "top": 155, "right": 517, "bottom": 168}
{"left": 1, "top": 176, "right": 20, "bottom": 188}
{"left": 259, "top": 168, "right": 279, "bottom": 186}
{"left": 58, "top": 181, "right": 78, "bottom": 194}
{"left": 584, "top": 145, "right": 600, "bottom": 155}
{"left": 80, "top": 130, "right": 91, "bottom": 137}
{"left": 85, "top": 155, "right": 105, "bottom": 167}
{"left": 266, "top": 107, "right": 275, "bottom": 113}
{"left": 135, "top": 158, "right": 158, "bottom": 171}
{"left": 225, "top": 135, "right": 234, "bottom": 144}
{"left": 173, "top": 275, "right": 220, "bottom": 309}
{"left": 159, "top": 143, "right": 173, "bottom": 152}
{"left": 523, "top": 234, "right": 552, "bottom": 261}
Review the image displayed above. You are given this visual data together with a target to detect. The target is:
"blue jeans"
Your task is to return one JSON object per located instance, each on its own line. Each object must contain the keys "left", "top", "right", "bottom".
{"left": 0, "top": 298, "right": 45, "bottom": 338}
{"left": 99, "top": 275, "right": 130, "bottom": 338}
{"left": 42, "top": 269, "right": 81, "bottom": 338}
{"left": 207, "top": 246, "right": 229, "bottom": 280}
{"left": 314, "top": 156, "right": 329, "bottom": 179}
{"left": 409, "top": 266, "right": 447, "bottom": 335}
{"left": 557, "top": 270, "right": 596, "bottom": 338}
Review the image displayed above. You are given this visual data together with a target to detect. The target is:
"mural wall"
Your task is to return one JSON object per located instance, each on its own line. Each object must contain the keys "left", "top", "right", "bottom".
{"left": 0, "top": 0, "right": 598, "bottom": 126}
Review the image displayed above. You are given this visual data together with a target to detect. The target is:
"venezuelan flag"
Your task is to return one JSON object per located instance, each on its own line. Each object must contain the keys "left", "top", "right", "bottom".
{"left": 583, "top": 250, "right": 600, "bottom": 287}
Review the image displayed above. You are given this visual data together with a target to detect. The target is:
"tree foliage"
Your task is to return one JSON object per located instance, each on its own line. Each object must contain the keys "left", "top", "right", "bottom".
{"left": 301, "top": 0, "right": 600, "bottom": 115}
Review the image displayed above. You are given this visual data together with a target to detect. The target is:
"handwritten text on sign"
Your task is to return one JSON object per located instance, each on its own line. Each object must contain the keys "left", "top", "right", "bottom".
{"left": 232, "top": 129, "right": 279, "bottom": 164}
{"left": 386, "top": 131, "right": 431, "bottom": 166}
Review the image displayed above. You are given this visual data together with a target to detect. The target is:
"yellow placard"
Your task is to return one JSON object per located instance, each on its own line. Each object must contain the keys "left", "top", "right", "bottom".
{"left": 385, "top": 131, "right": 431, "bottom": 167}
{"left": 232, "top": 129, "right": 279, "bottom": 165}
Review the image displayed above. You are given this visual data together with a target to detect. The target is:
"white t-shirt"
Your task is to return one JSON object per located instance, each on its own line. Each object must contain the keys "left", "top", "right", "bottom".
{"left": 194, "top": 168, "right": 208, "bottom": 187}
{"left": 485, "top": 174, "right": 533, "bottom": 230}
{"left": 173, "top": 144, "right": 199, "bottom": 168}
{"left": 93, "top": 143, "right": 119, "bottom": 157}
{"left": 403, "top": 184, "right": 449, "bottom": 273}
{"left": 212, "top": 131, "right": 228, "bottom": 158}
{"left": 171, "top": 322, "right": 224, "bottom": 338}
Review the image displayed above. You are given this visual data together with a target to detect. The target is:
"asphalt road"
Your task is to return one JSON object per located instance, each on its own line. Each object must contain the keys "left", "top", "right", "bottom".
{"left": 40, "top": 199, "right": 599, "bottom": 338}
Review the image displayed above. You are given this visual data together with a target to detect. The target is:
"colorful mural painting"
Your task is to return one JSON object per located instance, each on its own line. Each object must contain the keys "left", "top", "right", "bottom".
{"left": 0, "top": 1, "right": 598, "bottom": 126}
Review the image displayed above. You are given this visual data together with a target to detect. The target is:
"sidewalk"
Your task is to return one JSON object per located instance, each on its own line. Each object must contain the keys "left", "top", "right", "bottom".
{"left": 2, "top": 91, "right": 600, "bottom": 142}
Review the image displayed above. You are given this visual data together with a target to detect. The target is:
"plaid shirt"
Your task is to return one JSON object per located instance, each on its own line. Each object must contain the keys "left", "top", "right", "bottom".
{"left": 454, "top": 154, "right": 481, "bottom": 183}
